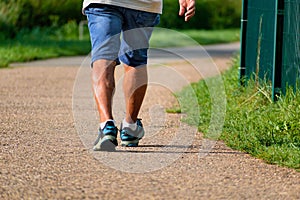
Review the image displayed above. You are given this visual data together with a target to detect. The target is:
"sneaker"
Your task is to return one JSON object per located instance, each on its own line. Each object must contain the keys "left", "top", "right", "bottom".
{"left": 120, "top": 119, "right": 145, "bottom": 147}
{"left": 93, "top": 121, "right": 118, "bottom": 151}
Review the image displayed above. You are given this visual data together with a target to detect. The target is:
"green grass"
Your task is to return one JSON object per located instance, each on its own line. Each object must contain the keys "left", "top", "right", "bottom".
{"left": 0, "top": 22, "right": 91, "bottom": 68}
{"left": 0, "top": 39, "right": 90, "bottom": 67}
{"left": 173, "top": 57, "right": 300, "bottom": 170}
{"left": 181, "top": 29, "right": 240, "bottom": 45}
{"left": 0, "top": 27, "right": 240, "bottom": 68}
{"left": 150, "top": 28, "right": 240, "bottom": 48}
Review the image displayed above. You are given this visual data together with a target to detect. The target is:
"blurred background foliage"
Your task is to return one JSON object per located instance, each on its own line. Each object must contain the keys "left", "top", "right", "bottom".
{"left": 161, "top": 0, "right": 241, "bottom": 29}
{"left": 0, "top": 0, "right": 241, "bottom": 39}
{"left": 0, "top": 0, "right": 84, "bottom": 38}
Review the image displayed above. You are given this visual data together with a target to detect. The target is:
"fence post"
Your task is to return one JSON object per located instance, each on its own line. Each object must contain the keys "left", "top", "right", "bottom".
{"left": 239, "top": 0, "right": 248, "bottom": 86}
{"left": 272, "top": 0, "right": 285, "bottom": 101}
{"left": 79, "top": 20, "right": 88, "bottom": 40}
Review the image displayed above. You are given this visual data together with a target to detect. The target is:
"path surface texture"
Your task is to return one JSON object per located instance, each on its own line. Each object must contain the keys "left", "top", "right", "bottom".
{"left": 1, "top": 43, "right": 299, "bottom": 199}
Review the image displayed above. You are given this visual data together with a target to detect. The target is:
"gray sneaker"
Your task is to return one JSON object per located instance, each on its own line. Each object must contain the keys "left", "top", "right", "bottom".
{"left": 120, "top": 119, "right": 144, "bottom": 147}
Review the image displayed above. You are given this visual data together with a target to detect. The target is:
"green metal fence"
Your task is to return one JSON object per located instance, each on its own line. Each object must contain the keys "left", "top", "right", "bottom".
{"left": 240, "top": 0, "right": 300, "bottom": 100}
{"left": 281, "top": 0, "right": 300, "bottom": 94}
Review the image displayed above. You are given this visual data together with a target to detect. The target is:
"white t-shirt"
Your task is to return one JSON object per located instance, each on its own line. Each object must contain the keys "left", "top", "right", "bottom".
{"left": 82, "top": 0, "right": 163, "bottom": 14}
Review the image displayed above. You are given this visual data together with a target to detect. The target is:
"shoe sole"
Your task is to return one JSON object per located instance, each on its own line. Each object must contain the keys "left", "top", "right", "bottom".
{"left": 93, "top": 135, "right": 117, "bottom": 151}
{"left": 121, "top": 139, "right": 139, "bottom": 147}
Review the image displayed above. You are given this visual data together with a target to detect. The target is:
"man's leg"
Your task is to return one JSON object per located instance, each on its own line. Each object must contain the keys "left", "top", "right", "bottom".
{"left": 92, "top": 59, "right": 117, "bottom": 123}
{"left": 118, "top": 9, "right": 159, "bottom": 146}
{"left": 119, "top": 64, "right": 147, "bottom": 147}
{"left": 91, "top": 59, "right": 119, "bottom": 151}
{"left": 123, "top": 64, "right": 148, "bottom": 124}
{"left": 85, "top": 4, "right": 123, "bottom": 151}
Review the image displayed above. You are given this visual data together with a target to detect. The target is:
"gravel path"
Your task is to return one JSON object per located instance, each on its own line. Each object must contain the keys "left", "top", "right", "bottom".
{"left": 1, "top": 43, "right": 299, "bottom": 199}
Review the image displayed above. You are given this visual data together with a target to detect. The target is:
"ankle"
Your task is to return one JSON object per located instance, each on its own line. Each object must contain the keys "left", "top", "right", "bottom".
{"left": 122, "top": 119, "right": 137, "bottom": 130}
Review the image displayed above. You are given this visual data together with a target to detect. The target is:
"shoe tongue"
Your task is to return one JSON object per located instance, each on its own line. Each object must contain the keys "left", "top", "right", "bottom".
{"left": 106, "top": 121, "right": 115, "bottom": 126}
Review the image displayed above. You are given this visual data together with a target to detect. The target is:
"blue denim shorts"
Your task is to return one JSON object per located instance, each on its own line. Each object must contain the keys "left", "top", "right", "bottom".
{"left": 84, "top": 4, "right": 160, "bottom": 67}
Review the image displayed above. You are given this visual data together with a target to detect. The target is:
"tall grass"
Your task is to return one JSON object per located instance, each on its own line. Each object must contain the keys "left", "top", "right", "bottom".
{"left": 174, "top": 57, "right": 300, "bottom": 170}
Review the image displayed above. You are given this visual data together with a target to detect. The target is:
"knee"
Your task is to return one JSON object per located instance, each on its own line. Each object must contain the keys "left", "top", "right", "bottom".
{"left": 92, "top": 60, "right": 116, "bottom": 86}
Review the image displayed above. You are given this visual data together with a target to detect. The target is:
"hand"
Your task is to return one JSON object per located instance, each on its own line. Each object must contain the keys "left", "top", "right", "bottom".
{"left": 178, "top": 0, "right": 196, "bottom": 21}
